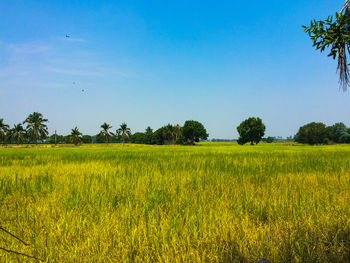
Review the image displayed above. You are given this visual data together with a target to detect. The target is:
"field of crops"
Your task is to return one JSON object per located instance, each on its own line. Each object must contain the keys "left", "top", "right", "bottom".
{"left": 0, "top": 143, "right": 349, "bottom": 262}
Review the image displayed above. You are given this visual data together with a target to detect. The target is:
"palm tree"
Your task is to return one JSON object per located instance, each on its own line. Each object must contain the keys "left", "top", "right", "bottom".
{"left": 0, "top": 118, "right": 10, "bottom": 145}
{"left": 117, "top": 123, "right": 131, "bottom": 143}
{"left": 24, "top": 112, "right": 48, "bottom": 145}
{"left": 9, "top": 124, "right": 26, "bottom": 145}
{"left": 100, "top": 123, "right": 113, "bottom": 143}
{"left": 70, "top": 127, "right": 83, "bottom": 145}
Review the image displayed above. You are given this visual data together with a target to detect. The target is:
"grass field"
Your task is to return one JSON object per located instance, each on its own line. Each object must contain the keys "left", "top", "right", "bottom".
{"left": 0, "top": 143, "right": 349, "bottom": 262}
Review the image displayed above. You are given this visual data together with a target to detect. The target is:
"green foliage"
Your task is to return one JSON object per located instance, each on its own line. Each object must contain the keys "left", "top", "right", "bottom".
{"left": 69, "top": 127, "right": 83, "bottom": 145}
{"left": 294, "top": 122, "right": 331, "bottom": 145}
{"left": 264, "top": 136, "right": 275, "bottom": 143}
{"left": 117, "top": 123, "right": 131, "bottom": 143}
{"left": 339, "top": 132, "right": 350, "bottom": 143}
{"left": 82, "top": 135, "right": 92, "bottom": 143}
{"left": 48, "top": 134, "right": 67, "bottom": 144}
{"left": 24, "top": 112, "right": 49, "bottom": 144}
{"left": 303, "top": 5, "right": 350, "bottom": 90}
{"left": 182, "top": 120, "right": 208, "bottom": 144}
{"left": 331, "top": 122, "right": 348, "bottom": 142}
{"left": 144, "top": 126, "right": 153, "bottom": 144}
{"left": 152, "top": 124, "right": 178, "bottom": 145}
{"left": 8, "top": 123, "right": 26, "bottom": 144}
{"left": 0, "top": 118, "right": 10, "bottom": 144}
{"left": 99, "top": 123, "right": 113, "bottom": 143}
{"left": 237, "top": 117, "right": 266, "bottom": 145}
{"left": 130, "top": 132, "right": 146, "bottom": 144}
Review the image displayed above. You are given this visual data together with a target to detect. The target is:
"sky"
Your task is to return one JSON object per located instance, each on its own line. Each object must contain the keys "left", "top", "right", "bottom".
{"left": 1, "top": 0, "right": 349, "bottom": 139}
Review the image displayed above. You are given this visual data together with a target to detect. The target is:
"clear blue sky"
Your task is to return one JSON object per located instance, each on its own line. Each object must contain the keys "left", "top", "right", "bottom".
{"left": 0, "top": 0, "right": 349, "bottom": 138}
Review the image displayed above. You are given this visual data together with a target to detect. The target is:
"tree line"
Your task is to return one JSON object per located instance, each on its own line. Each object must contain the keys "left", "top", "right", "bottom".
{"left": 1, "top": 113, "right": 349, "bottom": 146}
{"left": 0, "top": 112, "right": 208, "bottom": 146}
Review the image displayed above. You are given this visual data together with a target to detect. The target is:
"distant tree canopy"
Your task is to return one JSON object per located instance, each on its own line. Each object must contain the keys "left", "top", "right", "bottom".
{"left": 303, "top": 1, "right": 350, "bottom": 90}
{"left": 182, "top": 120, "right": 208, "bottom": 144}
{"left": 237, "top": 117, "right": 266, "bottom": 145}
{"left": 295, "top": 121, "right": 350, "bottom": 145}
{"left": 295, "top": 122, "right": 331, "bottom": 145}
{"left": 331, "top": 122, "right": 348, "bottom": 142}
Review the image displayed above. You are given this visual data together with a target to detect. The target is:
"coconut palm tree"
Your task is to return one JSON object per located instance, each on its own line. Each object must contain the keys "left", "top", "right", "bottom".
{"left": 117, "top": 123, "right": 131, "bottom": 143}
{"left": 24, "top": 112, "right": 48, "bottom": 145}
{"left": 9, "top": 124, "right": 26, "bottom": 145}
{"left": 70, "top": 127, "right": 83, "bottom": 145}
{"left": 100, "top": 123, "right": 113, "bottom": 143}
{"left": 0, "top": 118, "right": 10, "bottom": 145}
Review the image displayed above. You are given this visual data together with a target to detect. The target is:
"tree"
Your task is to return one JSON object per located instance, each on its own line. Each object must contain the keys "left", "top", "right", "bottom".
{"left": 151, "top": 124, "right": 177, "bottom": 145}
{"left": 100, "top": 123, "right": 113, "bottom": 143}
{"left": 0, "top": 118, "right": 10, "bottom": 145}
{"left": 144, "top": 126, "right": 153, "bottom": 144}
{"left": 24, "top": 112, "right": 48, "bottom": 145}
{"left": 332, "top": 122, "right": 348, "bottom": 142}
{"left": 237, "top": 117, "right": 266, "bottom": 145}
{"left": 117, "top": 123, "right": 131, "bottom": 143}
{"left": 9, "top": 124, "right": 26, "bottom": 145}
{"left": 182, "top": 120, "right": 208, "bottom": 144}
{"left": 69, "top": 127, "right": 83, "bottom": 145}
{"left": 294, "top": 122, "right": 331, "bottom": 145}
{"left": 82, "top": 135, "right": 92, "bottom": 143}
{"left": 264, "top": 136, "right": 275, "bottom": 143}
{"left": 339, "top": 132, "right": 350, "bottom": 143}
{"left": 303, "top": 1, "right": 350, "bottom": 90}
{"left": 130, "top": 132, "right": 146, "bottom": 144}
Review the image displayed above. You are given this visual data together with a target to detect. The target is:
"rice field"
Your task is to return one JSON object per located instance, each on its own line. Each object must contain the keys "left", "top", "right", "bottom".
{"left": 0, "top": 143, "right": 349, "bottom": 262}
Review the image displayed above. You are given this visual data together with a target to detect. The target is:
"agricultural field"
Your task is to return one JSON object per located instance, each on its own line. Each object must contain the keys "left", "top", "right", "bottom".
{"left": 0, "top": 143, "right": 350, "bottom": 262}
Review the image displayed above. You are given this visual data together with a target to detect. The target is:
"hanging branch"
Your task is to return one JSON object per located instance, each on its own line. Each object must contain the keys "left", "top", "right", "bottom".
{"left": 303, "top": 1, "right": 350, "bottom": 91}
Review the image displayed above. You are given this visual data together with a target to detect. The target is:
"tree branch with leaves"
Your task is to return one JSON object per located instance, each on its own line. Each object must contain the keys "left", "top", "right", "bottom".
{"left": 303, "top": 1, "right": 350, "bottom": 91}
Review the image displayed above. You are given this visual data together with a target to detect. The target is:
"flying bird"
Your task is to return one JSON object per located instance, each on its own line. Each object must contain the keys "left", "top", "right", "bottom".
{"left": 66, "top": 34, "right": 70, "bottom": 38}
{"left": 82, "top": 89, "right": 85, "bottom": 92}
{"left": 73, "top": 82, "right": 76, "bottom": 84}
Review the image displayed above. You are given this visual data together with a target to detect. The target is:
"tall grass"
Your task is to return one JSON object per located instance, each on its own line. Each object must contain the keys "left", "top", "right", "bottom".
{"left": 0, "top": 143, "right": 349, "bottom": 262}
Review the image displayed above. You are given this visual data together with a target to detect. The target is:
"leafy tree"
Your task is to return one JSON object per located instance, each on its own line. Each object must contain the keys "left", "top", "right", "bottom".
{"left": 152, "top": 124, "right": 178, "bottom": 145}
{"left": 69, "top": 127, "right": 83, "bottom": 145}
{"left": 24, "top": 112, "right": 48, "bottom": 145}
{"left": 237, "top": 117, "right": 266, "bottom": 145}
{"left": 100, "top": 123, "right": 113, "bottom": 143}
{"left": 48, "top": 134, "right": 67, "bottom": 144}
{"left": 303, "top": 2, "right": 350, "bottom": 90}
{"left": 82, "top": 135, "right": 92, "bottom": 143}
{"left": 264, "top": 136, "right": 275, "bottom": 143}
{"left": 117, "top": 123, "right": 131, "bottom": 143}
{"left": 0, "top": 118, "right": 10, "bottom": 145}
{"left": 294, "top": 122, "right": 331, "bottom": 145}
{"left": 9, "top": 124, "right": 26, "bottom": 145}
{"left": 182, "top": 120, "right": 208, "bottom": 144}
{"left": 339, "top": 132, "right": 350, "bottom": 143}
{"left": 130, "top": 132, "right": 146, "bottom": 144}
{"left": 332, "top": 122, "right": 348, "bottom": 142}
{"left": 144, "top": 126, "right": 153, "bottom": 144}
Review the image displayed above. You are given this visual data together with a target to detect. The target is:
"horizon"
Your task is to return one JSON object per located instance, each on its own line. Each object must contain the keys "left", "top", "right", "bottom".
{"left": 1, "top": 0, "right": 350, "bottom": 139}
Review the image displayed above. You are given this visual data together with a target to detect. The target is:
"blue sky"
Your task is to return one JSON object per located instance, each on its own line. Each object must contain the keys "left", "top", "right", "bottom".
{"left": 0, "top": 0, "right": 349, "bottom": 138}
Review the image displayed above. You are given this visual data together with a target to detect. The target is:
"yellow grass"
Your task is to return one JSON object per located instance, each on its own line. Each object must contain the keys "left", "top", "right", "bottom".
{"left": 0, "top": 143, "right": 349, "bottom": 262}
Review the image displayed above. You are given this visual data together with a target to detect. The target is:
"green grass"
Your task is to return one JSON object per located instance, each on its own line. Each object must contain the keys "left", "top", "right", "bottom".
{"left": 0, "top": 143, "right": 349, "bottom": 262}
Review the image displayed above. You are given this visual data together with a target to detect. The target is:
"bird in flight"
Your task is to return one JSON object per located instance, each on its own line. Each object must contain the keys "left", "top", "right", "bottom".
{"left": 66, "top": 34, "right": 70, "bottom": 38}
{"left": 73, "top": 82, "right": 76, "bottom": 85}
{"left": 82, "top": 89, "right": 85, "bottom": 92}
